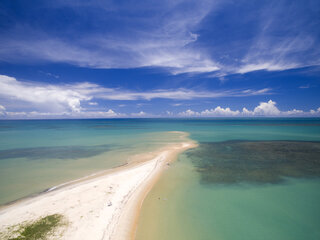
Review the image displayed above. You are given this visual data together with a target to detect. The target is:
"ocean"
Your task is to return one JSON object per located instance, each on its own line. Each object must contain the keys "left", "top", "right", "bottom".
{"left": 0, "top": 118, "right": 320, "bottom": 239}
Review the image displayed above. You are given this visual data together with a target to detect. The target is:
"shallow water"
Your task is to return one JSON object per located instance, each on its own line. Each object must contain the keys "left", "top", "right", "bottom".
{"left": 1, "top": 118, "right": 320, "bottom": 239}
{"left": 136, "top": 118, "right": 320, "bottom": 240}
{"left": 0, "top": 119, "right": 184, "bottom": 204}
{"left": 137, "top": 157, "right": 320, "bottom": 239}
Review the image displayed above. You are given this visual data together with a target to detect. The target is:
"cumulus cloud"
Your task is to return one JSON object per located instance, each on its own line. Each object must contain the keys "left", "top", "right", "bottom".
{"left": 166, "top": 111, "right": 174, "bottom": 116}
{"left": 283, "top": 109, "right": 304, "bottom": 115}
{"left": 131, "top": 111, "right": 147, "bottom": 117}
{"left": 252, "top": 100, "right": 281, "bottom": 116}
{"left": 0, "top": 74, "right": 91, "bottom": 112}
{"left": 242, "top": 107, "right": 252, "bottom": 115}
{"left": 178, "top": 109, "right": 200, "bottom": 117}
{"left": 200, "top": 106, "right": 240, "bottom": 116}
{"left": 241, "top": 100, "right": 282, "bottom": 116}
{"left": 241, "top": 100, "right": 281, "bottom": 116}
{"left": 178, "top": 100, "right": 319, "bottom": 117}
{"left": 179, "top": 106, "right": 241, "bottom": 117}
{"left": 310, "top": 107, "right": 320, "bottom": 115}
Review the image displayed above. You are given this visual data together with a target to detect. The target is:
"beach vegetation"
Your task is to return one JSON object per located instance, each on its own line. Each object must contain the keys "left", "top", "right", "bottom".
{"left": 0, "top": 214, "right": 67, "bottom": 240}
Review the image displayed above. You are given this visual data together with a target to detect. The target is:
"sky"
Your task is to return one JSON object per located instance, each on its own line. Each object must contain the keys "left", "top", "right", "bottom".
{"left": 0, "top": 0, "right": 319, "bottom": 118}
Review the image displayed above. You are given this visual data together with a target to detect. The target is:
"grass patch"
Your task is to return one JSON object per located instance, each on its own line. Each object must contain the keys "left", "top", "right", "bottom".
{"left": 0, "top": 214, "right": 67, "bottom": 240}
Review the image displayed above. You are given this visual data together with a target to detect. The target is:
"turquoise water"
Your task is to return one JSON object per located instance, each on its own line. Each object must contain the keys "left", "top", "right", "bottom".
{"left": 135, "top": 118, "right": 320, "bottom": 240}
{"left": 0, "top": 119, "right": 185, "bottom": 204}
{"left": 1, "top": 119, "right": 320, "bottom": 239}
{"left": 137, "top": 153, "right": 320, "bottom": 240}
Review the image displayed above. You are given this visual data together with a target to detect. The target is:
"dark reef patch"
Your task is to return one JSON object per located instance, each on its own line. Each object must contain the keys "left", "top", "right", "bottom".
{"left": 0, "top": 144, "right": 112, "bottom": 160}
{"left": 186, "top": 141, "right": 320, "bottom": 184}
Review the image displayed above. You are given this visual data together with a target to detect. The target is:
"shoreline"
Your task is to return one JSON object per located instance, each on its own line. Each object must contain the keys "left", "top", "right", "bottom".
{"left": 0, "top": 134, "right": 197, "bottom": 240}
{"left": 116, "top": 142, "right": 197, "bottom": 240}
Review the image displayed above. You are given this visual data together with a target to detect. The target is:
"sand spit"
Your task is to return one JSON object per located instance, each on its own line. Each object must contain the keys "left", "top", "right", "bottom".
{"left": 0, "top": 139, "right": 196, "bottom": 240}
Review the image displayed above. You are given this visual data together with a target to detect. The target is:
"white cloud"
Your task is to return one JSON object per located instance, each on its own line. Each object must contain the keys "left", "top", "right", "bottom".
{"left": 1, "top": 99, "right": 319, "bottom": 119}
{"left": 0, "top": 104, "right": 6, "bottom": 116}
{"left": 310, "top": 107, "right": 320, "bottom": 115}
{"left": 284, "top": 109, "right": 304, "bottom": 115}
{"left": 241, "top": 88, "right": 271, "bottom": 95}
{"left": 166, "top": 111, "right": 173, "bottom": 116}
{"left": 241, "top": 100, "right": 282, "bottom": 116}
{"left": 200, "top": 106, "right": 240, "bottom": 116}
{"left": 172, "top": 103, "right": 182, "bottom": 106}
{"left": 1, "top": 74, "right": 318, "bottom": 119}
{"left": 236, "top": 8, "right": 320, "bottom": 75}
{"left": 60, "top": 109, "right": 125, "bottom": 118}
{"left": 88, "top": 102, "right": 98, "bottom": 106}
{"left": 0, "top": 75, "right": 272, "bottom": 114}
{"left": 237, "top": 62, "right": 298, "bottom": 74}
{"left": 5, "top": 111, "right": 28, "bottom": 117}
{"left": 96, "top": 88, "right": 272, "bottom": 101}
{"left": 1, "top": 0, "right": 319, "bottom": 76}
{"left": 178, "top": 109, "right": 200, "bottom": 117}
{"left": 252, "top": 100, "right": 281, "bottom": 116}
{"left": 105, "top": 109, "right": 118, "bottom": 117}
{"left": 0, "top": 74, "right": 91, "bottom": 112}
{"left": 2, "top": 109, "right": 125, "bottom": 119}
{"left": 131, "top": 111, "right": 147, "bottom": 117}
{"left": 0, "top": 1, "right": 221, "bottom": 75}
{"left": 179, "top": 107, "right": 240, "bottom": 117}
{"left": 242, "top": 107, "right": 252, "bottom": 115}
{"left": 178, "top": 100, "right": 319, "bottom": 117}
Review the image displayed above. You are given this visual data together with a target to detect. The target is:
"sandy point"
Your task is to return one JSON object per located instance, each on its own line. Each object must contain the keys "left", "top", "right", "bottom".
{"left": 0, "top": 133, "right": 197, "bottom": 240}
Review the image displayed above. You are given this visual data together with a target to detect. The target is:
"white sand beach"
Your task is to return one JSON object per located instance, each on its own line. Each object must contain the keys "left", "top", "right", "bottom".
{"left": 0, "top": 139, "right": 196, "bottom": 240}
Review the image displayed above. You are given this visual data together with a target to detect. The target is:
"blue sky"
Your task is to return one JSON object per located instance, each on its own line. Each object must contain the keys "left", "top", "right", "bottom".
{"left": 0, "top": 0, "right": 319, "bottom": 118}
